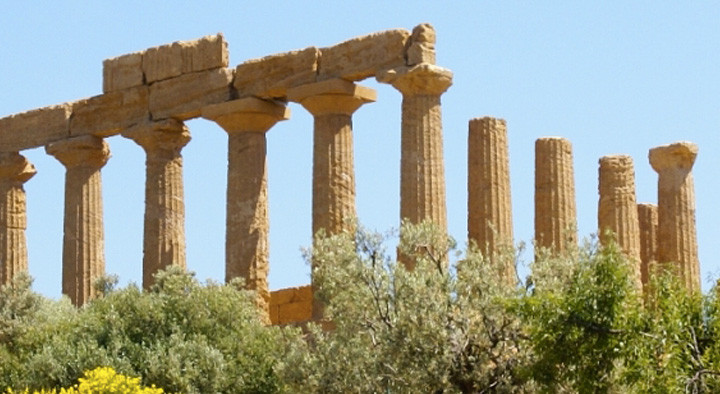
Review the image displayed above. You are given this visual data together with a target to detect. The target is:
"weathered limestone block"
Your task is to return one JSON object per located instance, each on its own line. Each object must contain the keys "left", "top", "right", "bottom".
{"left": 142, "top": 33, "right": 228, "bottom": 84}
{"left": 234, "top": 47, "right": 319, "bottom": 99}
{"left": 649, "top": 141, "right": 700, "bottom": 291}
{"left": 535, "top": 137, "right": 577, "bottom": 254}
{"left": 0, "top": 105, "right": 71, "bottom": 152}
{"left": 319, "top": 29, "right": 410, "bottom": 81}
{"left": 70, "top": 86, "right": 149, "bottom": 137}
{"left": 149, "top": 68, "right": 234, "bottom": 120}
{"left": 468, "top": 117, "right": 514, "bottom": 280}
{"left": 270, "top": 285, "right": 313, "bottom": 325}
{"left": 377, "top": 64, "right": 452, "bottom": 236}
{"left": 103, "top": 52, "right": 144, "bottom": 93}
{"left": 202, "top": 97, "right": 290, "bottom": 322}
{"left": 598, "top": 155, "right": 641, "bottom": 288}
{"left": 46, "top": 135, "right": 110, "bottom": 306}
{"left": 0, "top": 153, "right": 35, "bottom": 285}
{"left": 123, "top": 120, "right": 190, "bottom": 289}
{"left": 637, "top": 203, "right": 658, "bottom": 287}
{"left": 406, "top": 23, "right": 436, "bottom": 65}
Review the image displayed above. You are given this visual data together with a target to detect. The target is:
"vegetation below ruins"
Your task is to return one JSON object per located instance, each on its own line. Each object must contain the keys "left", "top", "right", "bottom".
{"left": 2, "top": 222, "right": 720, "bottom": 393}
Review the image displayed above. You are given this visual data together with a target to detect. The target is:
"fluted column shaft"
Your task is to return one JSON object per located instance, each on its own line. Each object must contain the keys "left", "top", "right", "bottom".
{"left": 598, "top": 155, "right": 641, "bottom": 288}
{"left": 378, "top": 64, "right": 452, "bottom": 231}
{"left": 46, "top": 135, "right": 110, "bottom": 306}
{"left": 0, "top": 152, "right": 36, "bottom": 284}
{"left": 468, "top": 117, "right": 514, "bottom": 280}
{"left": 289, "top": 79, "right": 375, "bottom": 321}
{"left": 534, "top": 137, "right": 577, "bottom": 255}
{"left": 649, "top": 142, "right": 699, "bottom": 291}
{"left": 637, "top": 203, "right": 658, "bottom": 287}
{"left": 288, "top": 78, "right": 376, "bottom": 237}
{"left": 202, "top": 97, "right": 290, "bottom": 321}
{"left": 123, "top": 120, "right": 190, "bottom": 289}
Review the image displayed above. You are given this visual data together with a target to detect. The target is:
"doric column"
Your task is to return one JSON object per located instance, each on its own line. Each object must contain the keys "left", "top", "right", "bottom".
{"left": 598, "top": 155, "right": 641, "bottom": 288}
{"left": 288, "top": 78, "right": 376, "bottom": 237}
{"left": 46, "top": 135, "right": 110, "bottom": 306}
{"left": 534, "top": 137, "right": 577, "bottom": 255}
{"left": 637, "top": 203, "right": 658, "bottom": 287}
{"left": 122, "top": 119, "right": 190, "bottom": 289}
{"left": 0, "top": 152, "right": 36, "bottom": 284}
{"left": 377, "top": 63, "right": 452, "bottom": 231}
{"left": 467, "top": 117, "right": 514, "bottom": 280}
{"left": 288, "top": 79, "right": 375, "bottom": 321}
{"left": 202, "top": 97, "right": 290, "bottom": 320}
{"left": 649, "top": 141, "right": 700, "bottom": 291}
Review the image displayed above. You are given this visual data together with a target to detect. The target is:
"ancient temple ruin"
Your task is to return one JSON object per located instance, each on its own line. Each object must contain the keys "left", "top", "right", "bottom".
{"left": 0, "top": 24, "right": 701, "bottom": 324}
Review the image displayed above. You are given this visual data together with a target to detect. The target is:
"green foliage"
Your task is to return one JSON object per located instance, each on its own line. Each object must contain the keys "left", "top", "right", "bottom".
{"left": 0, "top": 268, "right": 300, "bottom": 394}
{"left": 6, "top": 366, "right": 165, "bottom": 393}
{"left": 281, "top": 221, "right": 532, "bottom": 393}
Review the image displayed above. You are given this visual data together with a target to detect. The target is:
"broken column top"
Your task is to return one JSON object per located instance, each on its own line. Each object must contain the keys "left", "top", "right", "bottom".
{"left": 649, "top": 141, "right": 698, "bottom": 173}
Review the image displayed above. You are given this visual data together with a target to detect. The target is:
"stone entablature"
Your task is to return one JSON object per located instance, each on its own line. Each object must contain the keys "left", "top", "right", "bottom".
{"left": 0, "top": 24, "right": 704, "bottom": 324}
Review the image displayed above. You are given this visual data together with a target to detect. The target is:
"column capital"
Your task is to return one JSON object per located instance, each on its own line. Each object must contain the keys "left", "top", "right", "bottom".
{"left": 287, "top": 78, "right": 376, "bottom": 116}
{"left": 0, "top": 152, "right": 36, "bottom": 183}
{"left": 122, "top": 119, "right": 190, "bottom": 154}
{"left": 649, "top": 141, "right": 698, "bottom": 174}
{"left": 46, "top": 135, "right": 110, "bottom": 169}
{"left": 376, "top": 63, "right": 452, "bottom": 96}
{"left": 202, "top": 97, "right": 290, "bottom": 134}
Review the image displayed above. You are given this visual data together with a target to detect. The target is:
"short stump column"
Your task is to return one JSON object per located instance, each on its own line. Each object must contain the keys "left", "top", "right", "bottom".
{"left": 0, "top": 152, "right": 36, "bottom": 284}
{"left": 534, "top": 137, "right": 577, "bottom": 255}
{"left": 598, "top": 155, "right": 641, "bottom": 289}
{"left": 46, "top": 135, "right": 110, "bottom": 306}
{"left": 637, "top": 203, "right": 658, "bottom": 288}
{"left": 468, "top": 117, "right": 514, "bottom": 282}
{"left": 123, "top": 119, "right": 190, "bottom": 289}
{"left": 202, "top": 97, "right": 290, "bottom": 321}
{"left": 649, "top": 141, "right": 700, "bottom": 291}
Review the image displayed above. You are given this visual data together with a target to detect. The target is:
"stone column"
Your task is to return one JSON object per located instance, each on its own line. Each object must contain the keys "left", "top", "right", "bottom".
{"left": 598, "top": 155, "right": 641, "bottom": 288}
{"left": 534, "top": 137, "right": 577, "bottom": 255}
{"left": 0, "top": 152, "right": 36, "bottom": 284}
{"left": 377, "top": 64, "right": 453, "bottom": 232}
{"left": 637, "top": 203, "right": 658, "bottom": 287}
{"left": 467, "top": 117, "right": 514, "bottom": 280}
{"left": 288, "top": 79, "right": 375, "bottom": 321}
{"left": 649, "top": 141, "right": 700, "bottom": 291}
{"left": 288, "top": 78, "right": 376, "bottom": 237}
{"left": 46, "top": 135, "right": 110, "bottom": 306}
{"left": 202, "top": 97, "right": 290, "bottom": 320}
{"left": 123, "top": 120, "right": 190, "bottom": 289}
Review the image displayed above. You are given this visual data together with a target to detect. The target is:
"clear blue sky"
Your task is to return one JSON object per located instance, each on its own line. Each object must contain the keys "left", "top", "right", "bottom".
{"left": 1, "top": 2, "right": 718, "bottom": 297}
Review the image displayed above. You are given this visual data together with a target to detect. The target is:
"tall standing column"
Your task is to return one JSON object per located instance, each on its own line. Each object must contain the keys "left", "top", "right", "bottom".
{"left": 535, "top": 137, "right": 577, "bottom": 255}
{"left": 202, "top": 97, "right": 290, "bottom": 321}
{"left": 0, "top": 152, "right": 36, "bottom": 284}
{"left": 288, "top": 79, "right": 375, "bottom": 321}
{"left": 123, "top": 120, "right": 190, "bottom": 289}
{"left": 46, "top": 135, "right": 110, "bottom": 306}
{"left": 288, "top": 78, "right": 376, "bottom": 236}
{"left": 598, "top": 155, "right": 641, "bottom": 288}
{"left": 468, "top": 117, "right": 514, "bottom": 280}
{"left": 377, "top": 64, "right": 453, "bottom": 232}
{"left": 649, "top": 141, "right": 700, "bottom": 291}
{"left": 637, "top": 203, "right": 658, "bottom": 287}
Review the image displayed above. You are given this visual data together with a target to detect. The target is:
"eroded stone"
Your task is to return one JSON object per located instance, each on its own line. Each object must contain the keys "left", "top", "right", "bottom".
{"left": 143, "top": 33, "right": 228, "bottom": 84}
{"left": 234, "top": 47, "right": 319, "bottom": 99}
{"left": 0, "top": 105, "right": 71, "bottom": 152}
{"left": 319, "top": 29, "right": 410, "bottom": 81}
{"left": 103, "top": 52, "right": 144, "bottom": 93}
{"left": 70, "top": 86, "right": 149, "bottom": 137}
{"left": 149, "top": 68, "right": 234, "bottom": 120}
